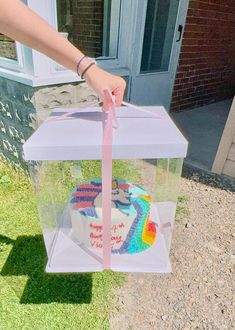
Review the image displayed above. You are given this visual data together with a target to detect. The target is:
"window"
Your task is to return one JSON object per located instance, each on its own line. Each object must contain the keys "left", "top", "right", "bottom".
{"left": 56, "top": 0, "right": 121, "bottom": 59}
{"left": 0, "top": 34, "right": 17, "bottom": 60}
{"left": 0, "top": 0, "right": 29, "bottom": 74}
{"left": 141, "top": 0, "right": 179, "bottom": 73}
{"left": 0, "top": 33, "right": 24, "bottom": 72}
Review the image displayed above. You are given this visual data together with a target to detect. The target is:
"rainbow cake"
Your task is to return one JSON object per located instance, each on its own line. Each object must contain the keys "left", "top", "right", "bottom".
{"left": 69, "top": 178, "right": 156, "bottom": 254}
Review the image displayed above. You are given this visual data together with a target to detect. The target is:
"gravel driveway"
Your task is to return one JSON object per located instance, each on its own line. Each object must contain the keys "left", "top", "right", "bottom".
{"left": 110, "top": 168, "right": 235, "bottom": 330}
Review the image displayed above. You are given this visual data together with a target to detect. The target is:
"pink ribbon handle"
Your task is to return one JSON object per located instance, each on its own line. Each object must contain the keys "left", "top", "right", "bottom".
{"left": 102, "top": 90, "right": 116, "bottom": 269}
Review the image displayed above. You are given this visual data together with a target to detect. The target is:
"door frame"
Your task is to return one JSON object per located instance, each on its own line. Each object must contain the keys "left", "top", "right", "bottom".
{"left": 126, "top": 0, "right": 190, "bottom": 110}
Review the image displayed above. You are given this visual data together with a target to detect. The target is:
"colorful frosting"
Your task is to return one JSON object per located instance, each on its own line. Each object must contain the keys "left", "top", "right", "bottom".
{"left": 69, "top": 178, "right": 156, "bottom": 254}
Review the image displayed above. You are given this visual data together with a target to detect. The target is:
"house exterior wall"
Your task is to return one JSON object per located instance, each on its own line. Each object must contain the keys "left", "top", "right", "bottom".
{"left": 0, "top": 77, "right": 36, "bottom": 168}
{"left": 223, "top": 140, "right": 235, "bottom": 178}
{"left": 212, "top": 97, "right": 235, "bottom": 178}
{"left": 171, "top": 0, "right": 235, "bottom": 112}
{"left": 0, "top": 77, "right": 97, "bottom": 168}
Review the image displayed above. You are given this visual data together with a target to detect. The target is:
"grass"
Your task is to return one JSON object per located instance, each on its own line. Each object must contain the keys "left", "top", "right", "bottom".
{"left": 176, "top": 195, "right": 189, "bottom": 218}
{"left": 0, "top": 161, "right": 126, "bottom": 330}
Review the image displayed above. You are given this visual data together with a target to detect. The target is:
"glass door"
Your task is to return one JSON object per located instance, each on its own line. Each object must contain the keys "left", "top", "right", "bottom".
{"left": 141, "top": 0, "right": 179, "bottom": 73}
{"left": 130, "top": 0, "right": 189, "bottom": 109}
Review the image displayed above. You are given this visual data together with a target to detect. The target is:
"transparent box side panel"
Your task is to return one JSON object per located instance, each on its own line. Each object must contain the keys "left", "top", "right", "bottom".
{"left": 153, "top": 158, "right": 183, "bottom": 251}
{"left": 110, "top": 158, "right": 183, "bottom": 272}
{"left": 28, "top": 157, "right": 183, "bottom": 273}
{"left": 28, "top": 160, "right": 104, "bottom": 272}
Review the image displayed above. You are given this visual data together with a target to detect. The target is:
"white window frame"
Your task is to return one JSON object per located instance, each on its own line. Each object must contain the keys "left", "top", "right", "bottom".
{"left": 0, "top": 0, "right": 130, "bottom": 87}
{"left": 0, "top": 41, "right": 23, "bottom": 71}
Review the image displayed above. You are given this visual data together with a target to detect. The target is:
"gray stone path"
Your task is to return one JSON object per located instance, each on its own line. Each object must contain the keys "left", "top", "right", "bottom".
{"left": 110, "top": 173, "right": 234, "bottom": 330}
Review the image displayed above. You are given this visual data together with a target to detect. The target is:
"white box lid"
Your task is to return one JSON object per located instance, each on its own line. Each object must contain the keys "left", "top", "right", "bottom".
{"left": 23, "top": 105, "right": 188, "bottom": 160}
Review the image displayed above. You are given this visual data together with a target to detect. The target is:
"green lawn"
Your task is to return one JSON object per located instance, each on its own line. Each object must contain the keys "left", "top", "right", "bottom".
{"left": 0, "top": 162, "right": 126, "bottom": 330}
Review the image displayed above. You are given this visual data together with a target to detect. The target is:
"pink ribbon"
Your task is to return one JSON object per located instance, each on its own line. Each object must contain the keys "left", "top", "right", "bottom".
{"left": 101, "top": 90, "right": 116, "bottom": 269}
{"left": 46, "top": 100, "right": 100, "bottom": 124}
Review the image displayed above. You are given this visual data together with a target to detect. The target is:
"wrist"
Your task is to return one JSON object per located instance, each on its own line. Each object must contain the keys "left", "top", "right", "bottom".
{"left": 82, "top": 62, "right": 100, "bottom": 82}
{"left": 77, "top": 57, "right": 92, "bottom": 76}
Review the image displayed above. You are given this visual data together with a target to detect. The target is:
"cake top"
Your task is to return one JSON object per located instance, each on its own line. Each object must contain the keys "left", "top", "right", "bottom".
{"left": 69, "top": 178, "right": 150, "bottom": 219}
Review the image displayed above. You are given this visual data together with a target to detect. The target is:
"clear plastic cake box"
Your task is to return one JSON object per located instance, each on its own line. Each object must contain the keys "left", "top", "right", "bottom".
{"left": 23, "top": 105, "right": 187, "bottom": 273}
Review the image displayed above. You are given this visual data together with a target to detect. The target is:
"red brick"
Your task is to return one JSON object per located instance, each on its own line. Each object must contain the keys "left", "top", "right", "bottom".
{"left": 69, "top": 0, "right": 103, "bottom": 57}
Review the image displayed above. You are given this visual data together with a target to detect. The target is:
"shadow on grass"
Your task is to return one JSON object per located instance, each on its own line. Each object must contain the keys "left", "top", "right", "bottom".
{"left": 0, "top": 234, "right": 92, "bottom": 304}
{"left": 0, "top": 234, "right": 15, "bottom": 245}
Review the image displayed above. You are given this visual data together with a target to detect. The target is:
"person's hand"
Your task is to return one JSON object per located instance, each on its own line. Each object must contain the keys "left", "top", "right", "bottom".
{"left": 83, "top": 64, "right": 126, "bottom": 111}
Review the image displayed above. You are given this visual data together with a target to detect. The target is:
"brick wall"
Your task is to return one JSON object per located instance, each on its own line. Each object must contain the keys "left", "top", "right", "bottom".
{"left": 171, "top": 0, "right": 235, "bottom": 112}
{"left": 70, "top": 0, "right": 104, "bottom": 58}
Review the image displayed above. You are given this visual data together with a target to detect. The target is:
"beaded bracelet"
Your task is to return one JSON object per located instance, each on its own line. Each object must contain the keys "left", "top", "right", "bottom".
{"left": 76, "top": 55, "right": 87, "bottom": 76}
{"left": 81, "top": 62, "right": 96, "bottom": 79}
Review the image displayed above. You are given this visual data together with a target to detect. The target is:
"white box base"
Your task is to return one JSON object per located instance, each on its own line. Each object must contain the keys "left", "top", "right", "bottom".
{"left": 45, "top": 202, "right": 175, "bottom": 273}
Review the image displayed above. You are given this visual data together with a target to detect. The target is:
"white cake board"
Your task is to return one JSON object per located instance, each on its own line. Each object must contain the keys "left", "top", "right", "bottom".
{"left": 45, "top": 201, "right": 174, "bottom": 273}
{"left": 45, "top": 230, "right": 103, "bottom": 273}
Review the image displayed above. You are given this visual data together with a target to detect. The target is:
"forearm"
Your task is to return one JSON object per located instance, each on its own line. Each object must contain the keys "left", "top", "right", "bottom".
{"left": 0, "top": 0, "right": 126, "bottom": 109}
{"left": 0, "top": 0, "right": 89, "bottom": 73}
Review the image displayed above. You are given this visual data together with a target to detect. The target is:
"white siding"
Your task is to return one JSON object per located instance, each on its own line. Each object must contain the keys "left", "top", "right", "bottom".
{"left": 212, "top": 97, "right": 235, "bottom": 179}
